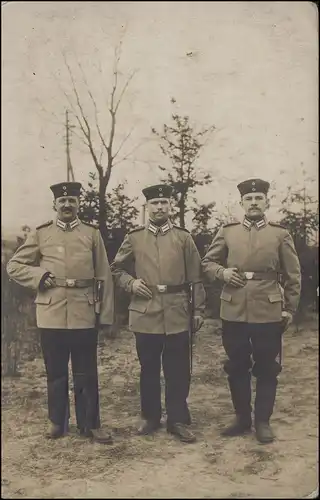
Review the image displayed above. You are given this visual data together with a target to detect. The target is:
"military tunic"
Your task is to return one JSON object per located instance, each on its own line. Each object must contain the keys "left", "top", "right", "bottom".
{"left": 201, "top": 216, "right": 302, "bottom": 426}
{"left": 6, "top": 218, "right": 114, "bottom": 329}
{"left": 202, "top": 217, "right": 301, "bottom": 323}
{"left": 6, "top": 217, "right": 115, "bottom": 433}
{"left": 111, "top": 219, "right": 206, "bottom": 334}
{"left": 111, "top": 218, "right": 206, "bottom": 425}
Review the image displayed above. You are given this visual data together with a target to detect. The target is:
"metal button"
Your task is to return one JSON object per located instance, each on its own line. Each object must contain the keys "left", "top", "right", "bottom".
{"left": 244, "top": 272, "right": 254, "bottom": 280}
{"left": 66, "top": 279, "right": 76, "bottom": 287}
{"left": 156, "top": 285, "right": 167, "bottom": 293}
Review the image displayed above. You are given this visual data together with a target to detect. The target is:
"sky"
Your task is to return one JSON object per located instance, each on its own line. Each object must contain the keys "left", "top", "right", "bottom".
{"left": 2, "top": 1, "right": 318, "bottom": 236}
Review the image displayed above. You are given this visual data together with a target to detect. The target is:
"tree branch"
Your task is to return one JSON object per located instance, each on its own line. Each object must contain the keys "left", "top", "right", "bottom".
{"left": 63, "top": 53, "right": 103, "bottom": 177}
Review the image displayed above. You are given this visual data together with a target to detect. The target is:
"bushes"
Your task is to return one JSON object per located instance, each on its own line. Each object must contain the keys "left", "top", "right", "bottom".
{"left": 1, "top": 262, "right": 39, "bottom": 376}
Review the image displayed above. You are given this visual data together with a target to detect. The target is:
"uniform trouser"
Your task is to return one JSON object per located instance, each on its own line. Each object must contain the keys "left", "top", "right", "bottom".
{"left": 134, "top": 331, "right": 191, "bottom": 426}
{"left": 221, "top": 321, "right": 283, "bottom": 424}
{"left": 40, "top": 328, "right": 101, "bottom": 431}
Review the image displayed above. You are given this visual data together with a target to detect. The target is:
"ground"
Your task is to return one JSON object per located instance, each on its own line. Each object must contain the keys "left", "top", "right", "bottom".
{"left": 1, "top": 316, "right": 319, "bottom": 499}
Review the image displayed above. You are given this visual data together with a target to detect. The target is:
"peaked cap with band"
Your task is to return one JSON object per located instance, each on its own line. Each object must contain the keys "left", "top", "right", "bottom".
{"left": 237, "top": 178, "right": 270, "bottom": 197}
{"left": 50, "top": 182, "right": 82, "bottom": 199}
{"left": 142, "top": 184, "right": 173, "bottom": 201}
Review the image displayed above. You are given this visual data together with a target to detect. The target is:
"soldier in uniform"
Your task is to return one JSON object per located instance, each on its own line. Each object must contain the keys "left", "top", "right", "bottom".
{"left": 7, "top": 182, "right": 114, "bottom": 443}
{"left": 111, "top": 184, "right": 206, "bottom": 443}
{"left": 202, "top": 178, "right": 301, "bottom": 444}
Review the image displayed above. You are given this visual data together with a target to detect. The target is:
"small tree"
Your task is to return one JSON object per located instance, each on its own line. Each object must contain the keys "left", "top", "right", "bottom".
{"left": 152, "top": 100, "right": 215, "bottom": 228}
{"left": 279, "top": 186, "right": 318, "bottom": 249}
{"left": 191, "top": 201, "right": 217, "bottom": 235}
{"left": 79, "top": 172, "right": 139, "bottom": 232}
{"left": 279, "top": 184, "right": 319, "bottom": 322}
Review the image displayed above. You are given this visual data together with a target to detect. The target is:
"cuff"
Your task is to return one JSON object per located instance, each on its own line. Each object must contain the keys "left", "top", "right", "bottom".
{"left": 38, "top": 271, "right": 51, "bottom": 291}
{"left": 216, "top": 267, "right": 226, "bottom": 281}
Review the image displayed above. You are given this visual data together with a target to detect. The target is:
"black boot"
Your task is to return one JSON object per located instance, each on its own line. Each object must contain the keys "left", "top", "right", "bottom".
{"left": 221, "top": 416, "right": 252, "bottom": 437}
{"left": 45, "top": 422, "right": 64, "bottom": 439}
{"left": 254, "top": 377, "right": 277, "bottom": 444}
{"left": 221, "top": 375, "right": 252, "bottom": 437}
{"left": 137, "top": 420, "right": 161, "bottom": 436}
{"left": 255, "top": 421, "right": 275, "bottom": 444}
{"left": 167, "top": 423, "right": 196, "bottom": 443}
{"left": 254, "top": 378, "right": 277, "bottom": 422}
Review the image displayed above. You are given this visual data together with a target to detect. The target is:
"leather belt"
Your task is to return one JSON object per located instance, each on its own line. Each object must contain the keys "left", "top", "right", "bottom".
{"left": 148, "top": 284, "right": 189, "bottom": 294}
{"left": 54, "top": 278, "right": 94, "bottom": 288}
{"left": 241, "top": 272, "right": 279, "bottom": 281}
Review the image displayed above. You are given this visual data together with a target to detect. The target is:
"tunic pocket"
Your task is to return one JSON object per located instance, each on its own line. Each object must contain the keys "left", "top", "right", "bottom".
{"left": 268, "top": 294, "right": 282, "bottom": 303}
{"left": 34, "top": 294, "right": 51, "bottom": 305}
{"left": 220, "top": 290, "right": 232, "bottom": 302}
{"left": 128, "top": 299, "right": 148, "bottom": 313}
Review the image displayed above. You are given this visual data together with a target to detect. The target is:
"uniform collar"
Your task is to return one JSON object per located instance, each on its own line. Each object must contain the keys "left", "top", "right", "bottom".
{"left": 56, "top": 217, "right": 80, "bottom": 231}
{"left": 243, "top": 216, "right": 267, "bottom": 231}
{"left": 147, "top": 219, "right": 172, "bottom": 235}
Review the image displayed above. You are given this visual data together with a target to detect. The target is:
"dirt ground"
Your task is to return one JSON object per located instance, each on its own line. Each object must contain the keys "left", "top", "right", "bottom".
{"left": 1, "top": 315, "right": 319, "bottom": 499}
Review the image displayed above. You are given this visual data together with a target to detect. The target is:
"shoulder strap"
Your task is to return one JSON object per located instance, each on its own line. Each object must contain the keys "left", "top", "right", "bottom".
{"left": 173, "top": 225, "right": 190, "bottom": 233}
{"left": 223, "top": 221, "right": 240, "bottom": 228}
{"left": 128, "top": 226, "right": 145, "bottom": 235}
{"left": 36, "top": 220, "right": 53, "bottom": 230}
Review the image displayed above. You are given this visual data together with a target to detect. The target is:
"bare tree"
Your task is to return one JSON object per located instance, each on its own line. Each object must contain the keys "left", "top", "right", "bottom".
{"left": 61, "top": 41, "right": 140, "bottom": 244}
{"left": 152, "top": 99, "right": 216, "bottom": 228}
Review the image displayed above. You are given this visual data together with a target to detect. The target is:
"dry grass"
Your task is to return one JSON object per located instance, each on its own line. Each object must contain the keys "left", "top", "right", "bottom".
{"left": 1, "top": 315, "right": 319, "bottom": 498}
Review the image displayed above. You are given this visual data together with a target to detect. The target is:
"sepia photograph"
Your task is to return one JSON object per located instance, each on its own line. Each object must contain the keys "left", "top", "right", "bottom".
{"left": 1, "top": 1, "right": 318, "bottom": 498}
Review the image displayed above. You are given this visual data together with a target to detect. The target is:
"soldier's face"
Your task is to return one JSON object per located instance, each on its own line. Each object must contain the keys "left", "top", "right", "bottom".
{"left": 55, "top": 196, "right": 80, "bottom": 222}
{"left": 147, "top": 198, "right": 171, "bottom": 223}
{"left": 240, "top": 192, "right": 269, "bottom": 219}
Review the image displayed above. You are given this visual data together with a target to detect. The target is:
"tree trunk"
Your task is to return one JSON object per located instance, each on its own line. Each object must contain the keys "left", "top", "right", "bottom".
{"left": 98, "top": 177, "right": 109, "bottom": 246}
{"left": 179, "top": 196, "right": 186, "bottom": 228}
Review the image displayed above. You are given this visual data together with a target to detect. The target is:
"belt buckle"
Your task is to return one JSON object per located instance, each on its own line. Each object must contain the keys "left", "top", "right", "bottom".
{"left": 157, "top": 285, "right": 167, "bottom": 293}
{"left": 66, "top": 279, "right": 76, "bottom": 287}
{"left": 244, "top": 272, "right": 254, "bottom": 280}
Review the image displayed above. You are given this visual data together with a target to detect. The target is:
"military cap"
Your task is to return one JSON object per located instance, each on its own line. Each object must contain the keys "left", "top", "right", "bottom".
{"left": 142, "top": 184, "right": 173, "bottom": 200}
{"left": 50, "top": 181, "right": 82, "bottom": 199}
{"left": 237, "top": 178, "right": 270, "bottom": 196}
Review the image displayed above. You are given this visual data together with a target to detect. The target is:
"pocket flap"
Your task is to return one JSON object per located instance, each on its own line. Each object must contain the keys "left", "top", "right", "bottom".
{"left": 220, "top": 291, "right": 232, "bottom": 302}
{"left": 268, "top": 294, "right": 282, "bottom": 303}
{"left": 35, "top": 294, "right": 51, "bottom": 305}
{"left": 128, "top": 300, "right": 148, "bottom": 313}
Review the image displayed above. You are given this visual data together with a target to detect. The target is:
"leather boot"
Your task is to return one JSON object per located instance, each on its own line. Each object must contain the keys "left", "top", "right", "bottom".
{"left": 167, "top": 423, "right": 196, "bottom": 443}
{"left": 222, "top": 374, "right": 252, "bottom": 436}
{"left": 255, "top": 422, "right": 275, "bottom": 444}
{"left": 81, "top": 428, "right": 113, "bottom": 444}
{"left": 254, "top": 378, "right": 277, "bottom": 424}
{"left": 45, "top": 422, "right": 64, "bottom": 439}
{"left": 254, "top": 378, "right": 277, "bottom": 444}
{"left": 137, "top": 420, "right": 161, "bottom": 436}
{"left": 221, "top": 416, "right": 252, "bottom": 437}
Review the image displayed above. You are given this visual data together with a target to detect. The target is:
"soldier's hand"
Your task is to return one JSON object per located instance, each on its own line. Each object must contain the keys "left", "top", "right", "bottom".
{"left": 223, "top": 268, "right": 246, "bottom": 288}
{"left": 281, "top": 311, "right": 293, "bottom": 331}
{"left": 193, "top": 315, "right": 204, "bottom": 332}
{"left": 43, "top": 273, "right": 56, "bottom": 289}
{"left": 132, "top": 279, "right": 153, "bottom": 299}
